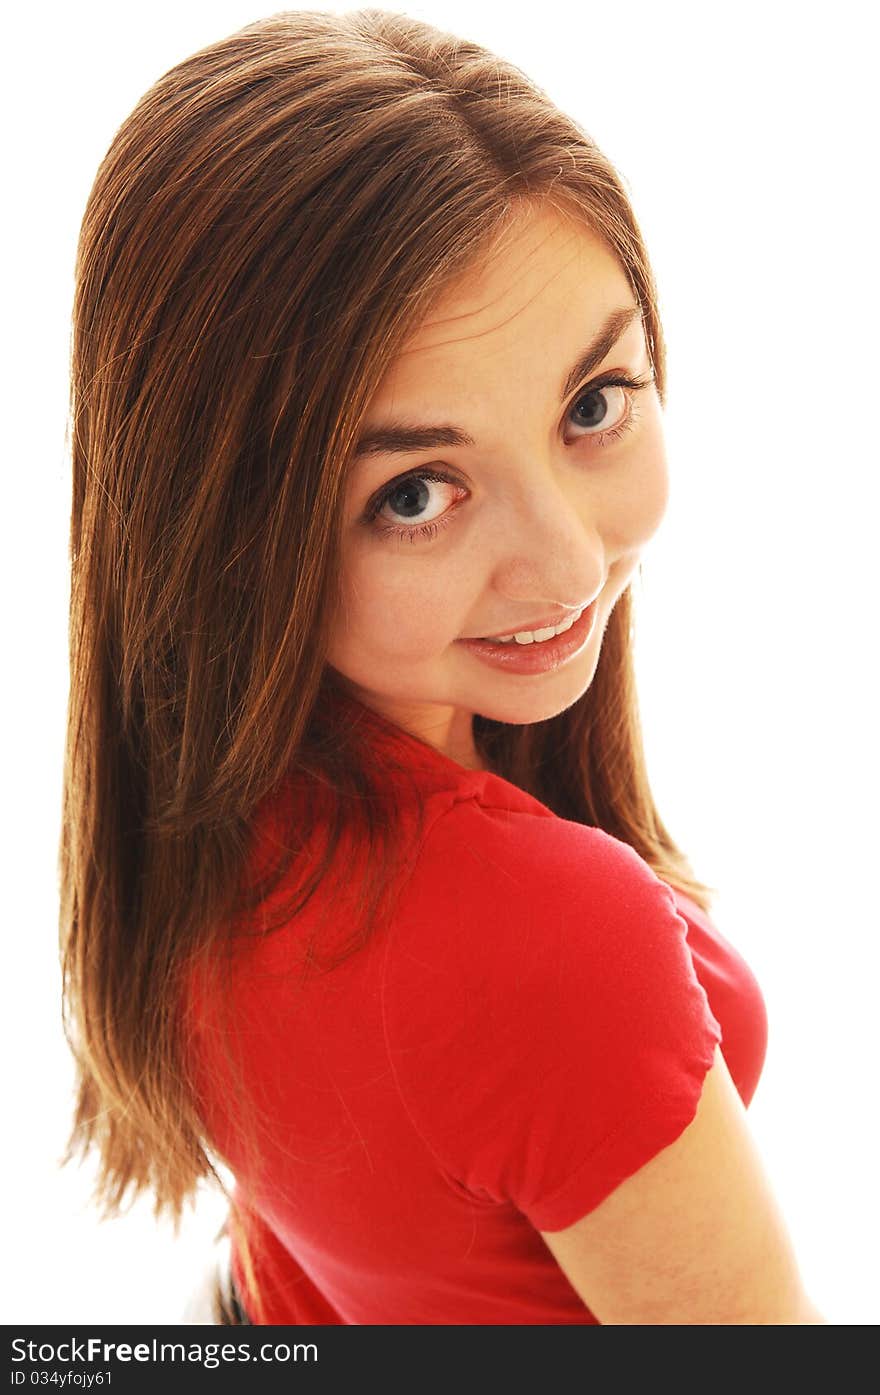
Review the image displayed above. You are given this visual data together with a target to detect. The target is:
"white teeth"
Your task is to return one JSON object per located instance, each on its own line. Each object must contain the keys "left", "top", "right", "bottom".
{"left": 483, "top": 607, "right": 584, "bottom": 645}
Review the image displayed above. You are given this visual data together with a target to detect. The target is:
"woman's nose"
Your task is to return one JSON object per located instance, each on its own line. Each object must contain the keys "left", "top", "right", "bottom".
{"left": 490, "top": 482, "right": 602, "bottom": 610}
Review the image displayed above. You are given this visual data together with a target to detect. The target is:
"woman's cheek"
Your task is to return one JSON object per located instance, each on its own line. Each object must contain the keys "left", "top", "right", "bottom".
{"left": 342, "top": 553, "right": 463, "bottom": 656}
{"left": 641, "top": 399, "right": 672, "bottom": 531}
{"left": 608, "top": 426, "right": 670, "bottom": 551}
{"left": 642, "top": 438, "right": 671, "bottom": 540}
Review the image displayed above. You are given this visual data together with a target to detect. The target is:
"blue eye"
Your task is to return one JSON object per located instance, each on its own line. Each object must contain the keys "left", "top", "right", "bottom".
{"left": 564, "top": 371, "right": 654, "bottom": 442}
{"left": 568, "top": 384, "right": 626, "bottom": 434}
{"left": 364, "top": 470, "right": 466, "bottom": 545}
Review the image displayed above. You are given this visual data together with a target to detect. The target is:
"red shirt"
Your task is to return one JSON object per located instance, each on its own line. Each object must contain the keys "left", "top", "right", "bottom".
{"left": 185, "top": 693, "right": 768, "bottom": 1324}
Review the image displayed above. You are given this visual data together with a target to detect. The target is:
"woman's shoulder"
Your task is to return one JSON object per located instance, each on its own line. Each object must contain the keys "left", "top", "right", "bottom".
{"left": 416, "top": 783, "right": 669, "bottom": 914}
{"left": 395, "top": 789, "right": 701, "bottom": 1015}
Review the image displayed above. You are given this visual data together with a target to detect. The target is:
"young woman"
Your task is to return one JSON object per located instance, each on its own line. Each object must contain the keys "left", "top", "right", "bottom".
{"left": 59, "top": 8, "right": 826, "bottom": 1325}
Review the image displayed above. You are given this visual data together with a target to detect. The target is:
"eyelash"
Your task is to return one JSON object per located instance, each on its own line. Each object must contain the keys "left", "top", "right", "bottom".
{"left": 364, "top": 371, "right": 654, "bottom": 545}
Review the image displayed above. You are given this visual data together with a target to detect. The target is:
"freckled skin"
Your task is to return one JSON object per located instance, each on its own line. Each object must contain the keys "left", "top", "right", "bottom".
{"left": 325, "top": 205, "right": 670, "bottom": 770}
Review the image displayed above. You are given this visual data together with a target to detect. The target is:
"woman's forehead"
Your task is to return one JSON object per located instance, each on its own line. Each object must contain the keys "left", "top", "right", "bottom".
{"left": 399, "top": 210, "right": 629, "bottom": 361}
{"left": 370, "top": 211, "right": 636, "bottom": 408}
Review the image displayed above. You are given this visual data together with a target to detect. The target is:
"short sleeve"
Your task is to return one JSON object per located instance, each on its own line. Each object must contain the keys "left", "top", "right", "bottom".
{"left": 381, "top": 798, "right": 723, "bottom": 1233}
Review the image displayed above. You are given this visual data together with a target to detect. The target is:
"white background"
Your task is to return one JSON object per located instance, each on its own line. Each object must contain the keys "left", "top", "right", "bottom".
{"left": 3, "top": 0, "right": 877, "bottom": 1324}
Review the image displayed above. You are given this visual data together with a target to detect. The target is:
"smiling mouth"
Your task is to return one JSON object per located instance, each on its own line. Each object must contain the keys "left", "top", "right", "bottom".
{"left": 469, "top": 604, "right": 589, "bottom": 645}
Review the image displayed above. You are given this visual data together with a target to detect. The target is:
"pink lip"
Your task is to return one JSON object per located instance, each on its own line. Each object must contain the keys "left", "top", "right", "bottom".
{"left": 455, "top": 599, "right": 598, "bottom": 674}
{"left": 463, "top": 605, "right": 591, "bottom": 641}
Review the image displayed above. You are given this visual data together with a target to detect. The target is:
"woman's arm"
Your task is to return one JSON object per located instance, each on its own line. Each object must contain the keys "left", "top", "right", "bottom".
{"left": 539, "top": 1044, "right": 827, "bottom": 1324}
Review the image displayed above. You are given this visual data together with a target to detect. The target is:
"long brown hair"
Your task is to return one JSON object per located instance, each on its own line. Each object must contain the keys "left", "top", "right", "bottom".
{"left": 60, "top": 7, "right": 716, "bottom": 1323}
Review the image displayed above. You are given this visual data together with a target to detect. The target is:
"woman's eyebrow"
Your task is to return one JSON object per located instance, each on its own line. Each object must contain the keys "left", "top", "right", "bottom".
{"left": 352, "top": 304, "right": 642, "bottom": 459}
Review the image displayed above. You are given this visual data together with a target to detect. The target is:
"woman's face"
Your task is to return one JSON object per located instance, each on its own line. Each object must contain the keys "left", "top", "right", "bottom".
{"left": 326, "top": 204, "right": 669, "bottom": 769}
